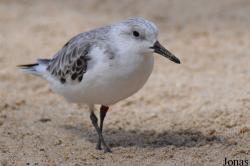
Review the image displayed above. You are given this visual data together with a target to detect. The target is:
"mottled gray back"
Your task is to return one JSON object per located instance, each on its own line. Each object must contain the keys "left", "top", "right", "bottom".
{"left": 47, "top": 26, "right": 111, "bottom": 84}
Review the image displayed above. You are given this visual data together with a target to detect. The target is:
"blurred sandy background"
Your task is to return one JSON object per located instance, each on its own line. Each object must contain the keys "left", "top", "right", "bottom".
{"left": 0, "top": 0, "right": 250, "bottom": 165}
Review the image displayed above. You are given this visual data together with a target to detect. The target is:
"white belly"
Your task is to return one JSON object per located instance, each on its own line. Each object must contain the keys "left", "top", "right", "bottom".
{"left": 51, "top": 53, "right": 154, "bottom": 105}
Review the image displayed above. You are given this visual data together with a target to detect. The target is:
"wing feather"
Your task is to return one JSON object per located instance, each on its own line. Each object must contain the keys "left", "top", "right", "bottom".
{"left": 47, "top": 34, "right": 91, "bottom": 84}
{"left": 46, "top": 26, "right": 111, "bottom": 84}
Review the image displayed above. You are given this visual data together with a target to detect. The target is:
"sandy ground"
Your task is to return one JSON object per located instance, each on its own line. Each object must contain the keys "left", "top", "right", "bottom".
{"left": 1, "top": 0, "right": 250, "bottom": 165}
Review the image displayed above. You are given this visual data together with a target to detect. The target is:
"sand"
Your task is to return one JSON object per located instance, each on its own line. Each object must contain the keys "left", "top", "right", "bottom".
{"left": 1, "top": 0, "right": 250, "bottom": 165}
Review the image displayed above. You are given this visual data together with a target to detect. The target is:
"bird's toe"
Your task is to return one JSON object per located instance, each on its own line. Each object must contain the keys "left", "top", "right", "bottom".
{"left": 104, "top": 147, "right": 112, "bottom": 153}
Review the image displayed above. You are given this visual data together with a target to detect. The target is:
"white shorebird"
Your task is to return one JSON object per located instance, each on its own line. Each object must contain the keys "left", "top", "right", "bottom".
{"left": 18, "top": 17, "right": 180, "bottom": 152}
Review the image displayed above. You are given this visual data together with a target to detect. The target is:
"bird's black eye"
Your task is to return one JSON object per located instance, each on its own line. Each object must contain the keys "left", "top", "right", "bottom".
{"left": 133, "top": 31, "right": 140, "bottom": 37}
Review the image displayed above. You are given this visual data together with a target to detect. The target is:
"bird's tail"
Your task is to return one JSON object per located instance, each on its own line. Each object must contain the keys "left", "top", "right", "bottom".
{"left": 18, "top": 59, "right": 50, "bottom": 76}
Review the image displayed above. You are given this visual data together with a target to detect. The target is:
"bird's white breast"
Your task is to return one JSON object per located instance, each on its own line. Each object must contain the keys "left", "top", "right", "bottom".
{"left": 50, "top": 47, "right": 154, "bottom": 105}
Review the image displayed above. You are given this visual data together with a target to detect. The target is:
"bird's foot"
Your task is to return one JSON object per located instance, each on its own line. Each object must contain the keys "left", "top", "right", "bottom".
{"left": 104, "top": 146, "right": 112, "bottom": 153}
{"left": 95, "top": 143, "right": 102, "bottom": 150}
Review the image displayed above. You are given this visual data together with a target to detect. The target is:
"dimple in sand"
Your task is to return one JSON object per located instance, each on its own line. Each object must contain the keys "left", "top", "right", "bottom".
{"left": 18, "top": 17, "right": 181, "bottom": 153}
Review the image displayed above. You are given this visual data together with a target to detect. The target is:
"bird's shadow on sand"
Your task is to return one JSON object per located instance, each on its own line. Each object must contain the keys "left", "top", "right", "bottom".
{"left": 63, "top": 124, "right": 226, "bottom": 148}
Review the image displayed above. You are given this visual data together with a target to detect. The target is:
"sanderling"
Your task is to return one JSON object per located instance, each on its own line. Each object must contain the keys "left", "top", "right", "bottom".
{"left": 18, "top": 17, "right": 180, "bottom": 152}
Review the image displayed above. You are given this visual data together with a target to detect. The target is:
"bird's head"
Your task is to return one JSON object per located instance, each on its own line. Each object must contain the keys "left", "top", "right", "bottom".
{"left": 112, "top": 17, "right": 180, "bottom": 64}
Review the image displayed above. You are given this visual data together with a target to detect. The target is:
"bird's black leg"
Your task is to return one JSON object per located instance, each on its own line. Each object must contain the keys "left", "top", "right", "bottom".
{"left": 96, "top": 105, "right": 109, "bottom": 150}
{"left": 90, "top": 110, "right": 111, "bottom": 153}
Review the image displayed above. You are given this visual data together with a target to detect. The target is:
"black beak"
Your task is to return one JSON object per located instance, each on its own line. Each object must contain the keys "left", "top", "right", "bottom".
{"left": 150, "top": 41, "right": 181, "bottom": 64}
